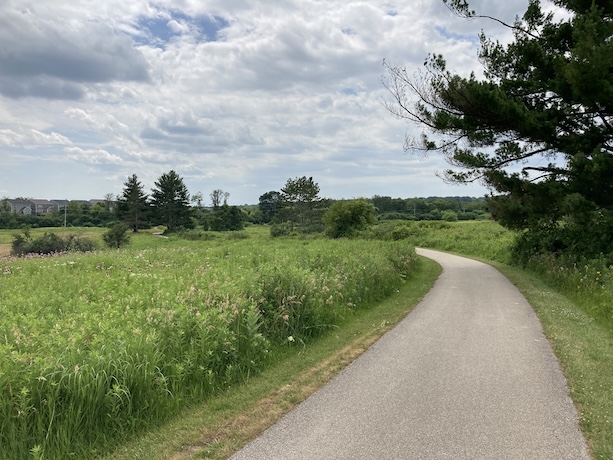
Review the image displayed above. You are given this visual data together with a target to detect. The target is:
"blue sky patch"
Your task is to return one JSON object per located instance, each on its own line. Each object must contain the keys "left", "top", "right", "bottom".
{"left": 435, "top": 26, "right": 476, "bottom": 42}
{"left": 135, "top": 12, "right": 229, "bottom": 47}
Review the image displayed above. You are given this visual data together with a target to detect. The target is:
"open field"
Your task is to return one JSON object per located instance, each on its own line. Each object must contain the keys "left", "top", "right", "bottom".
{"left": 2, "top": 221, "right": 612, "bottom": 459}
{"left": 0, "top": 231, "right": 420, "bottom": 459}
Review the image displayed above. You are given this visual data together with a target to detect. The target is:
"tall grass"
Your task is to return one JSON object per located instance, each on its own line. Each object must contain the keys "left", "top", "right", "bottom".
{"left": 0, "top": 237, "right": 418, "bottom": 459}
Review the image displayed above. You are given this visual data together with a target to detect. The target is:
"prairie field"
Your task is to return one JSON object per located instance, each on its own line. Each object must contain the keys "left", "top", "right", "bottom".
{"left": 0, "top": 230, "right": 419, "bottom": 459}
{"left": 2, "top": 221, "right": 613, "bottom": 459}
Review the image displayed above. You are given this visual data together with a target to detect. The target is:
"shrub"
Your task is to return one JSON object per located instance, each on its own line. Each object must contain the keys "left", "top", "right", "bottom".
{"left": 103, "top": 223, "right": 131, "bottom": 249}
{"left": 323, "top": 199, "right": 377, "bottom": 238}
{"left": 270, "top": 222, "right": 292, "bottom": 237}
{"left": 11, "top": 230, "right": 97, "bottom": 256}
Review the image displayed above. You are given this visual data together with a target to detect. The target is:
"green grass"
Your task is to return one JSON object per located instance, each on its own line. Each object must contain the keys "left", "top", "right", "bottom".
{"left": 0, "top": 233, "right": 422, "bottom": 459}
{"left": 102, "top": 257, "right": 442, "bottom": 460}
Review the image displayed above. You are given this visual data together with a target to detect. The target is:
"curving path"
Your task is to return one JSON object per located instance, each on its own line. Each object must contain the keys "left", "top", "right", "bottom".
{"left": 230, "top": 249, "right": 590, "bottom": 459}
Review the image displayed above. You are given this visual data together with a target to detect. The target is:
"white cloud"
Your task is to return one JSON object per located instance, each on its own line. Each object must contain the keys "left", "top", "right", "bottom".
{"left": 0, "top": 0, "right": 533, "bottom": 201}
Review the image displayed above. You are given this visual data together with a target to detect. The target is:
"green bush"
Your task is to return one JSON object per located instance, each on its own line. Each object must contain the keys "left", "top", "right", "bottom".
{"left": 102, "top": 223, "right": 131, "bottom": 249}
{"left": 11, "top": 230, "right": 97, "bottom": 256}
{"left": 323, "top": 199, "right": 377, "bottom": 238}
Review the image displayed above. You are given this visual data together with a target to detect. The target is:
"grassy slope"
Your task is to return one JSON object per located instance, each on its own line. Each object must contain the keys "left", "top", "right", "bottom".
{"left": 103, "top": 257, "right": 442, "bottom": 460}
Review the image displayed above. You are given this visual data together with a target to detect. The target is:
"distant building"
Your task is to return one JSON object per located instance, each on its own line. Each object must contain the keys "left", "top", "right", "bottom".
{"left": 7, "top": 199, "right": 34, "bottom": 215}
{"left": 30, "top": 199, "right": 57, "bottom": 215}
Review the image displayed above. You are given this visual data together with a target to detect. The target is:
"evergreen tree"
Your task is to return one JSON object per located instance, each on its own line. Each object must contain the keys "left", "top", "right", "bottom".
{"left": 150, "top": 170, "right": 192, "bottom": 232}
{"left": 383, "top": 0, "right": 613, "bottom": 259}
{"left": 116, "top": 174, "right": 150, "bottom": 232}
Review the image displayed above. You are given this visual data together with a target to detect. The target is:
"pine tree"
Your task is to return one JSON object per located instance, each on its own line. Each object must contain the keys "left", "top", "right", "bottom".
{"left": 115, "top": 174, "right": 150, "bottom": 232}
{"left": 383, "top": 0, "right": 613, "bottom": 259}
{"left": 150, "top": 170, "right": 192, "bottom": 232}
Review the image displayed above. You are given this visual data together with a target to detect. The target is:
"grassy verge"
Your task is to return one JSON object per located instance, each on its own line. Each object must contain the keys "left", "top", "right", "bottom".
{"left": 103, "top": 257, "right": 441, "bottom": 460}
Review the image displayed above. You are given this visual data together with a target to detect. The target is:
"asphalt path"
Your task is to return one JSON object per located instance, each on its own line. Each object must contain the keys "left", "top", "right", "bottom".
{"left": 230, "top": 249, "right": 590, "bottom": 459}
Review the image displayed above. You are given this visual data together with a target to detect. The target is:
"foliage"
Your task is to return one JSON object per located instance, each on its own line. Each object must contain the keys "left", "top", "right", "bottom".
{"left": 102, "top": 223, "right": 131, "bottom": 249}
{"left": 209, "top": 204, "right": 245, "bottom": 231}
{"left": 10, "top": 229, "right": 97, "bottom": 256}
{"left": 210, "top": 189, "right": 229, "bottom": 210}
{"left": 0, "top": 237, "right": 419, "bottom": 458}
{"left": 258, "top": 191, "right": 282, "bottom": 223}
{"left": 115, "top": 174, "right": 150, "bottom": 232}
{"left": 383, "top": 0, "right": 613, "bottom": 260}
{"left": 270, "top": 222, "right": 293, "bottom": 238}
{"left": 280, "top": 176, "right": 322, "bottom": 232}
{"left": 150, "top": 171, "right": 193, "bottom": 232}
{"left": 371, "top": 195, "right": 489, "bottom": 221}
{"left": 323, "top": 199, "right": 377, "bottom": 238}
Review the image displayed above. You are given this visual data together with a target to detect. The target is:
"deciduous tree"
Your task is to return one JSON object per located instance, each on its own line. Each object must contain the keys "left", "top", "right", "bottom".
{"left": 324, "top": 199, "right": 377, "bottom": 238}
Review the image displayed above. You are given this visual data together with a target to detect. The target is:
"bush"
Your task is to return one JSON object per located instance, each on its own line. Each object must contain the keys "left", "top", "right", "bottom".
{"left": 270, "top": 222, "right": 293, "bottom": 237}
{"left": 323, "top": 199, "right": 377, "bottom": 238}
{"left": 102, "top": 223, "right": 131, "bottom": 249}
{"left": 11, "top": 230, "right": 97, "bottom": 256}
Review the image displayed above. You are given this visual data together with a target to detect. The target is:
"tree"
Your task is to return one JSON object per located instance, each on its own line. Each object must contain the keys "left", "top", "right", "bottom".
{"left": 209, "top": 204, "right": 245, "bottom": 231}
{"left": 210, "top": 189, "right": 229, "bottom": 211}
{"left": 258, "top": 191, "right": 282, "bottom": 223}
{"left": 280, "top": 176, "right": 321, "bottom": 232}
{"left": 102, "top": 223, "right": 131, "bottom": 249}
{"left": 150, "top": 170, "right": 193, "bottom": 232}
{"left": 323, "top": 199, "right": 377, "bottom": 238}
{"left": 115, "top": 174, "right": 150, "bottom": 232}
{"left": 383, "top": 0, "right": 613, "bottom": 259}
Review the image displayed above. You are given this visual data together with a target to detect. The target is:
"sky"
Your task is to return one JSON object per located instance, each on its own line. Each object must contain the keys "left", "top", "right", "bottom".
{"left": 0, "top": 0, "right": 533, "bottom": 205}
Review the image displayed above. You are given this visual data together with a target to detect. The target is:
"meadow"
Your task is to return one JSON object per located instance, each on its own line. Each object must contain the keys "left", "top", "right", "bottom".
{"left": 0, "top": 228, "right": 419, "bottom": 459}
{"left": 2, "top": 221, "right": 612, "bottom": 459}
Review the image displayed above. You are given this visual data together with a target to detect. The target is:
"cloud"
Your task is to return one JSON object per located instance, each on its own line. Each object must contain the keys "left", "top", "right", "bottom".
{"left": 0, "top": 1, "right": 150, "bottom": 99}
{"left": 0, "top": 0, "right": 525, "bottom": 202}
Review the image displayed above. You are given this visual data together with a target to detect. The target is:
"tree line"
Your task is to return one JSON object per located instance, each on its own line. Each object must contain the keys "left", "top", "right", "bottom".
{"left": 0, "top": 171, "right": 491, "bottom": 233}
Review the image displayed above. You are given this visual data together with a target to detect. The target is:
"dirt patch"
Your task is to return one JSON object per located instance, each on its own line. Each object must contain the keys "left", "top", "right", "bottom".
{"left": 0, "top": 244, "right": 11, "bottom": 258}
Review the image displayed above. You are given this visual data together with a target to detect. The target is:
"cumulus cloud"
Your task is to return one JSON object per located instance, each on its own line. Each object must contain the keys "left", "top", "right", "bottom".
{"left": 0, "top": 1, "right": 150, "bottom": 99}
{"left": 0, "top": 0, "right": 532, "bottom": 201}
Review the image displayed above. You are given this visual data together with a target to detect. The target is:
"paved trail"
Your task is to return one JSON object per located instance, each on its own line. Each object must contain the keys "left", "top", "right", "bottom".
{"left": 230, "top": 249, "right": 590, "bottom": 459}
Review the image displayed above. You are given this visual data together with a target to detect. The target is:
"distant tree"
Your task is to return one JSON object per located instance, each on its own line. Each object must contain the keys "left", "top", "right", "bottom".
{"left": 258, "top": 191, "right": 282, "bottom": 223}
{"left": 191, "top": 191, "right": 204, "bottom": 209}
{"left": 102, "top": 223, "right": 131, "bottom": 249}
{"left": 324, "top": 199, "right": 377, "bottom": 238}
{"left": 116, "top": 174, "right": 150, "bottom": 232}
{"left": 281, "top": 176, "right": 321, "bottom": 232}
{"left": 210, "top": 204, "right": 245, "bottom": 231}
{"left": 0, "top": 198, "right": 15, "bottom": 229}
{"left": 441, "top": 210, "right": 459, "bottom": 222}
{"left": 103, "top": 193, "right": 115, "bottom": 212}
{"left": 66, "top": 201, "right": 87, "bottom": 226}
{"left": 210, "top": 189, "right": 229, "bottom": 211}
{"left": 151, "top": 170, "right": 192, "bottom": 232}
